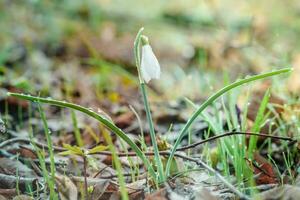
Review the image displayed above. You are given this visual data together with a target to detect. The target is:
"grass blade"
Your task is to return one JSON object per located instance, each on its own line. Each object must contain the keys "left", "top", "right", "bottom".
{"left": 6, "top": 93, "right": 157, "bottom": 180}
{"left": 102, "top": 129, "right": 129, "bottom": 200}
{"left": 165, "top": 68, "right": 292, "bottom": 176}
{"left": 71, "top": 110, "right": 84, "bottom": 147}
{"left": 36, "top": 102, "right": 58, "bottom": 200}
{"left": 248, "top": 89, "right": 270, "bottom": 157}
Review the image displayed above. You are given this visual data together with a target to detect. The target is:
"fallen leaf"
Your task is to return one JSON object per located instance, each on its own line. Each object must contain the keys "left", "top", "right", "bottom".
{"left": 0, "top": 174, "right": 38, "bottom": 192}
{"left": 114, "top": 112, "right": 134, "bottom": 129}
{"left": 90, "top": 181, "right": 111, "bottom": 200}
{"left": 145, "top": 188, "right": 167, "bottom": 200}
{"left": 12, "top": 195, "right": 32, "bottom": 200}
{"left": 0, "top": 195, "right": 7, "bottom": 200}
{"left": 127, "top": 179, "right": 146, "bottom": 199}
{"left": 250, "top": 153, "right": 279, "bottom": 185}
{"left": 55, "top": 174, "right": 78, "bottom": 200}
{"left": 0, "top": 158, "right": 37, "bottom": 178}
{"left": 0, "top": 189, "right": 16, "bottom": 197}
{"left": 10, "top": 146, "right": 37, "bottom": 160}
{"left": 194, "top": 187, "right": 219, "bottom": 200}
{"left": 254, "top": 185, "right": 300, "bottom": 200}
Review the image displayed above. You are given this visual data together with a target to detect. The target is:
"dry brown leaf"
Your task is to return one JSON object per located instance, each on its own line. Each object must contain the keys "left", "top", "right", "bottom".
{"left": 114, "top": 112, "right": 134, "bottom": 129}
{"left": 126, "top": 179, "right": 147, "bottom": 199}
{"left": 0, "top": 158, "right": 37, "bottom": 178}
{"left": 254, "top": 185, "right": 300, "bottom": 200}
{"left": 0, "top": 189, "right": 15, "bottom": 198}
{"left": 90, "top": 181, "right": 110, "bottom": 200}
{"left": 194, "top": 187, "right": 219, "bottom": 200}
{"left": 0, "top": 195, "right": 7, "bottom": 200}
{"left": 10, "top": 146, "right": 37, "bottom": 160}
{"left": 12, "top": 195, "right": 32, "bottom": 200}
{"left": 145, "top": 188, "right": 168, "bottom": 200}
{"left": 55, "top": 174, "right": 78, "bottom": 200}
{"left": 251, "top": 153, "right": 279, "bottom": 185}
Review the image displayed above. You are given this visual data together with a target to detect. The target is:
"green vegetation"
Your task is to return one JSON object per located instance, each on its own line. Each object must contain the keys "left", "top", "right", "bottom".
{"left": 1, "top": 1, "right": 300, "bottom": 199}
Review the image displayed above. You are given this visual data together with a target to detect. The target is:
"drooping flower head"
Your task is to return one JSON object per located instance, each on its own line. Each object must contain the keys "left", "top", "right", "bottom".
{"left": 140, "top": 35, "right": 161, "bottom": 83}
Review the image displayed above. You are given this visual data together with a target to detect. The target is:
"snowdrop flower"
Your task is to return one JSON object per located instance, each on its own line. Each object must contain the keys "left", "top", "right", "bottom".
{"left": 140, "top": 36, "right": 161, "bottom": 83}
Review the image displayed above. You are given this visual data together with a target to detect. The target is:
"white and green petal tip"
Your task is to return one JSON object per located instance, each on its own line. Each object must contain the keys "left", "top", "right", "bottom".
{"left": 140, "top": 35, "right": 161, "bottom": 83}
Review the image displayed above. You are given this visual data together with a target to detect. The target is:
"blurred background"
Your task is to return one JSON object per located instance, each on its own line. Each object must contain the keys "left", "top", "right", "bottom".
{"left": 1, "top": 0, "right": 299, "bottom": 116}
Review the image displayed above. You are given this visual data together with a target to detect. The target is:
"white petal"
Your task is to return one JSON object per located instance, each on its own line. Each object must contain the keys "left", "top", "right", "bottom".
{"left": 141, "top": 45, "right": 161, "bottom": 83}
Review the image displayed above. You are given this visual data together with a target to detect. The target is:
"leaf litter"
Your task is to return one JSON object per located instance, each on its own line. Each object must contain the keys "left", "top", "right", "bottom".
{"left": 1, "top": 1, "right": 300, "bottom": 200}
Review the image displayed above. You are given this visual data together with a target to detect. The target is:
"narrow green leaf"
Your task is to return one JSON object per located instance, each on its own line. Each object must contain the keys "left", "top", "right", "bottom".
{"left": 37, "top": 102, "right": 58, "bottom": 200}
{"left": 63, "top": 144, "right": 84, "bottom": 156}
{"left": 165, "top": 68, "right": 292, "bottom": 176}
{"left": 59, "top": 150, "right": 76, "bottom": 156}
{"left": 103, "top": 130, "right": 129, "bottom": 200}
{"left": 248, "top": 89, "right": 270, "bottom": 157}
{"left": 6, "top": 92, "right": 157, "bottom": 180}
{"left": 88, "top": 145, "right": 108, "bottom": 154}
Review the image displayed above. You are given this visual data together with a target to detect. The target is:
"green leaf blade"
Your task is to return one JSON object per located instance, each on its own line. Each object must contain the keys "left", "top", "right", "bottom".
{"left": 165, "top": 68, "right": 292, "bottom": 177}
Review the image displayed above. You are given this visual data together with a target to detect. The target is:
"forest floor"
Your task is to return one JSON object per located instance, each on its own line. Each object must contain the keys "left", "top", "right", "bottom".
{"left": 1, "top": 1, "right": 300, "bottom": 200}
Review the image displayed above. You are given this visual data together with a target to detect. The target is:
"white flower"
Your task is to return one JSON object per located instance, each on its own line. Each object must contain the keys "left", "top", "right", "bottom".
{"left": 140, "top": 44, "right": 161, "bottom": 83}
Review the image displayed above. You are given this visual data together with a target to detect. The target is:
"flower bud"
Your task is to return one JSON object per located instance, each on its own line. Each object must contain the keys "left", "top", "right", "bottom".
{"left": 140, "top": 36, "right": 161, "bottom": 83}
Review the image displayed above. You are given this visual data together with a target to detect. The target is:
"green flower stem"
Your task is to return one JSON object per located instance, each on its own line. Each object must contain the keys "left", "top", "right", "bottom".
{"left": 6, "top": 92, "right": 157, "bottom": 180}
{"left": 134, "top": 27, "right": 165, "bottom": 182}
{"left": 140, "top": 83, "right": 165, "bottom": 182}
{"left": 165, "top": 68, "right": 292, "bottom": 177}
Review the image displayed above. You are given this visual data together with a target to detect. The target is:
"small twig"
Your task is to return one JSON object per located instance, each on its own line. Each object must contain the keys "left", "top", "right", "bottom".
{"left": 0, "top": 150, "right": 63, "bottom": 166}
{"left": 176, "top": 131, "right": 294, "bottom": 151}
{"left": 83, "top": 156, "right": 89, "bottom": 200}
{"left": 93, "top": 166, "right": 110, "bottom": 178}
{"left": 0, "top": 132, "right": 293, "bottom": 156}
{"left": 98, "top": 172, "right": 145, "bottom": 179}
{"left": 244, "top": 183, "right": 277, "bottom": 192}
{"left": 29, "top": 160, "right": 43, "bottom": 177}
{"left": 0, "top": 131, "right": 292, "bottom": 199}
{"left": 172, "top": 153, "right": 251, "bottom": 200}
{"left": 71, "top": 176, "right": 110, "bottom": 185}
{"left": 95, "top": 151, "right": 251, "bottom": 199}
{"left": 0, "top": 173, "right": 39, "bottom": 192}
{"left": 0, "top": 137, "right": 65, "bottom": 151}
{"left": 0, "top": 135, "right": 260, "bottom": 200}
